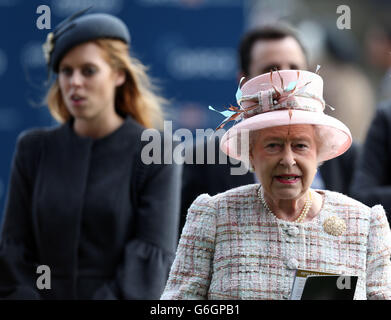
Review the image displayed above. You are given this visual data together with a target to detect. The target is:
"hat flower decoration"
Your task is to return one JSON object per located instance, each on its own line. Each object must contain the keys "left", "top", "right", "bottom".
{"left": 42, "top": 32, "right": 54, "bottom": 64}
{"left": 209, "top": 68, "right": 352, "bottom": 166}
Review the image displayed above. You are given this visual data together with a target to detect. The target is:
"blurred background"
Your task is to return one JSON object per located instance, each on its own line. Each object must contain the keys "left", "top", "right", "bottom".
{"left": 0, "top": 0, "right": 390, "bottom": 222}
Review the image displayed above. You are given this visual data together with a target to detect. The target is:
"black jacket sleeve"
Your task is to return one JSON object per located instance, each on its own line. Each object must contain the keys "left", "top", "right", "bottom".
{"left": 350, "top": 106, "right": 391, "bottom": 223}
{"left": 95, "top": 138, "right": 182, "bottom": 300}
{"left": 0, "top": 131, "right": 42, "bottom": 299}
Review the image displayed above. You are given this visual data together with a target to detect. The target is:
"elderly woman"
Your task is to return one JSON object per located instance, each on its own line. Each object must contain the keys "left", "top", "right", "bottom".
{"left": 161, "top": 70, "right": 391, "bottom": 300}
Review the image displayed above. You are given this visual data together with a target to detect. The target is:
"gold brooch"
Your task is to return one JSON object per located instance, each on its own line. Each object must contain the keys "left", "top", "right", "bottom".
{"left": 323, "top": 216, "right": 346, "bottom": 236}
{"left": 42, "top": 32, "right": 54, "bottom": 64}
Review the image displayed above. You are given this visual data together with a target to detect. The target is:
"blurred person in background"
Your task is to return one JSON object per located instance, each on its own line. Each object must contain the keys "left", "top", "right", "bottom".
{"left": 0, "top": 10, "right": 181, "bottom": 299}
{"left": 179, "top": 24, "right": 359, "bottom": 238}
{"left": 319, "top": 25, "right": 375, "bottom": 144}
{"left": 351, "top": 17, "right": 391, "bottom": 226}
{"left": 365, "top": 20, "right": 391, "bottom": 103}
{"left": 350, "top": 100, "right": 391, "bottom": 226}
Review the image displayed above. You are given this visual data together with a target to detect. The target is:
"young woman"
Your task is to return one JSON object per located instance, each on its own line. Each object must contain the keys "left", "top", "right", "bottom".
{"left": 0, "top": 11, "right": 181, "bottom": 299}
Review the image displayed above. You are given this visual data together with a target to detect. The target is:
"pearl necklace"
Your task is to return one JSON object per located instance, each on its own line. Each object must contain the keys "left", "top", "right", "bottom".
{"left": 257, "top": 186, "right": 312, "bottom": 223}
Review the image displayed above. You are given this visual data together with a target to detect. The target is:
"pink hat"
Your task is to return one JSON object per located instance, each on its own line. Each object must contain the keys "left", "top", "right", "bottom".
{"left": 217, "top": 70, "right": 352, "bottom": 165}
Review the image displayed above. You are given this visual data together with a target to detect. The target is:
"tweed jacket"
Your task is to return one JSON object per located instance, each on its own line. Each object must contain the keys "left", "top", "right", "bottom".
{"left": 161, "top": 184, "right": 391, "bottom": 300}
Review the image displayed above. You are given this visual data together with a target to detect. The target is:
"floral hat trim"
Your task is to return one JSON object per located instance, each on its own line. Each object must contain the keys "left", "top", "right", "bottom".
{"left": 209, "top": 66, "right": 332, "bottom": 131}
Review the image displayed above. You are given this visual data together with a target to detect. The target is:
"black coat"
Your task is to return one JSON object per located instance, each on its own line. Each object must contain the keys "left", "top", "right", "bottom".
{"left": 180, "top": 137, "right": 359, "bottom": 235}
{"left": 351, "top": 104, "right": 391, "bottom": 224}
{"left": 0, "top": 116, "right": 182, "bottom": 299}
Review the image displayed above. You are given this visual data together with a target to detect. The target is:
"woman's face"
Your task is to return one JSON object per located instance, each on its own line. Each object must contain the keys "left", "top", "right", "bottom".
{"left": 58, "top": 42, "right": 125, "bottom": 121}
{"left": 250, "top": 124, "right": 318, "bottom": 201}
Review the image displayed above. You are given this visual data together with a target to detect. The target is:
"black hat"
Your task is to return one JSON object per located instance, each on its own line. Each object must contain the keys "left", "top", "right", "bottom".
{"left": 43, "top": 8, "right": 131, "bottom": 73}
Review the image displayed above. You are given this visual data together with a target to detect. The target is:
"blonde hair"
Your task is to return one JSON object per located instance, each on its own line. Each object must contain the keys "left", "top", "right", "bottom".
{"left": 46, "top": 39, "right": 165, "bottom": 129}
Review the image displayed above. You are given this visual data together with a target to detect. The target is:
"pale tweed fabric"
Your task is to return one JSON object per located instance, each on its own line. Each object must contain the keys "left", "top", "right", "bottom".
{"left": 161, "top": 184, "right": 391, "bottom": 300}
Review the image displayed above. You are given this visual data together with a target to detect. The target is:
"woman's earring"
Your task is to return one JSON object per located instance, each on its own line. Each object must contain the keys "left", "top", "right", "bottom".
{"left": 249, "top": 164, "right": 255, "bottom": 173}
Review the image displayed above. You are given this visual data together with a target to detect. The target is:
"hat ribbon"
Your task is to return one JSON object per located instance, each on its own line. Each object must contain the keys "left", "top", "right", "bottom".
{"left": 209, "top": 70, "right": 326, "bottom": 130}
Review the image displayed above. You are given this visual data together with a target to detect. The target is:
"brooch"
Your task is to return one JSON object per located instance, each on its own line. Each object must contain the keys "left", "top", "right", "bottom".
{"left": 323, "top": 216, "right": 346, "bottom": 236}
{"left": 42, "top": 32, "right": 54, "bottom": 64}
